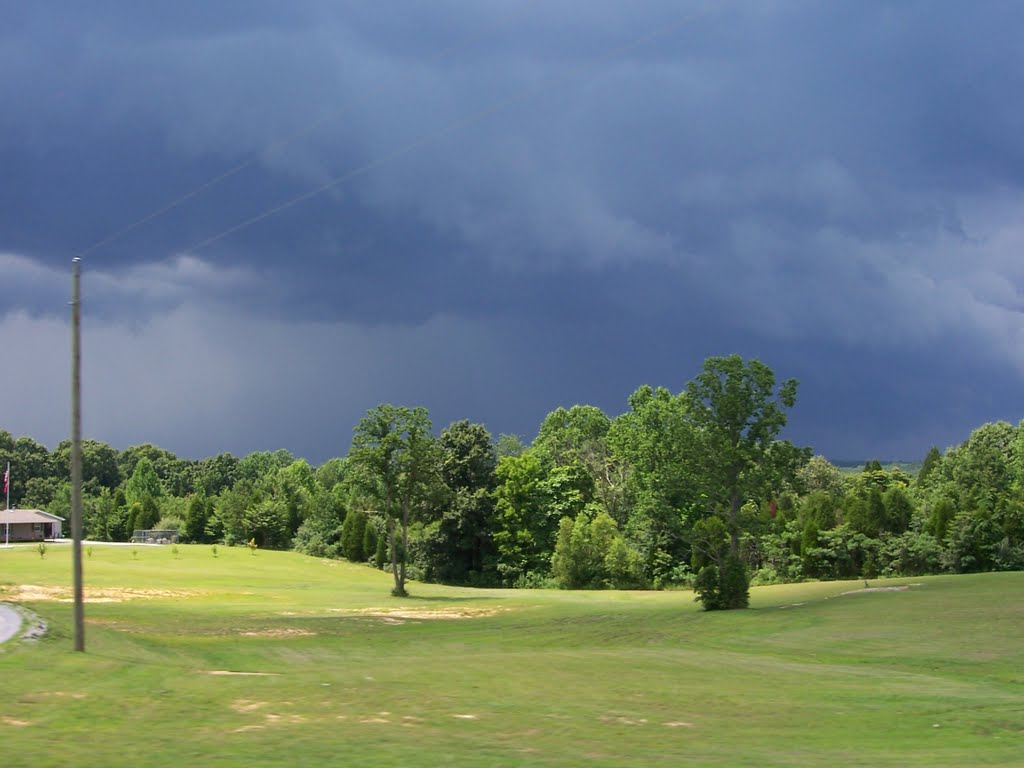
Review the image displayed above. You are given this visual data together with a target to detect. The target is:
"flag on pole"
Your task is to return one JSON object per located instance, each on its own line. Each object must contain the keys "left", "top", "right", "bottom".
{"left": 3, "top": 464, "right": 8, "bottom": 496}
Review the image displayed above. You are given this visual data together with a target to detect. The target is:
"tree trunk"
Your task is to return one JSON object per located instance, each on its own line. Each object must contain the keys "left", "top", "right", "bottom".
{"left": 389, "top": 516, "right": 400, "bottom": 593}
{"left": 398, "top": 498, "right": 410, "bottom": 595}
{"left": 729, "top": 491, "right": 741, "bottom": 559}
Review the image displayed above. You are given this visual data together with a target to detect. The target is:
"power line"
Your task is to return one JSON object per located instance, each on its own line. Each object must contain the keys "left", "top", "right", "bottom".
{"left": 181, "top": 9, "right": 712, "bottom": 256}
{"left": 72, "top": 14, "right": 519, "bottom": 260}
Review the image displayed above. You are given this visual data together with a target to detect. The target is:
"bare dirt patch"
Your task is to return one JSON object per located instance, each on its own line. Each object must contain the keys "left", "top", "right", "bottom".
{"left": 231, "top": 700, "right": 268, "bottom": 713}
{"left": 841, "top": 583, "right": 924, "bottom": 596}
{"left": 328, "top": 606, "right": 505, "bottom": 622}
{"left": 239, "top": 628, "right": 317, "bottom": 638}
{"left": 203, "top": 670, "right": 280, "bottom": 677}
{"left": 2, "top": 716, "right": 32, "bottom": 727}
{"left": 1, "top": 584, "right": 198, "bottom": 603}
{"left": 601, "top": 715, "right": 647, "bottom": 726}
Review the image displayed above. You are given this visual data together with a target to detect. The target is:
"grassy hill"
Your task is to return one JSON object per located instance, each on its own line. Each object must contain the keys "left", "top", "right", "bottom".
{"left": 1, "top": 544, "right": 1022, "bottom": 767}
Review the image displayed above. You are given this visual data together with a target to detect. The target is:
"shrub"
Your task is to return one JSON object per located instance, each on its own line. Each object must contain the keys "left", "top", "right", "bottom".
{"left": 694, "top": 556, "right": 749, "bottom": 611}
{"left": 942, "top": 509, "right": 1002, "bottom": 573}
{"left": 878, "top": 530, "right": 942, "bottom": 576}
{"left": 293, "top": 520, "right": 342, "bottom": 558}
{"left": 719, "top": 556, "right": 750, "bottom": 609}
{"left": 512, "top": 571, "right": 557, "bottom": 589}
{"left": 154, "top": 515, "right": 184, "bottom": 534}
{"left": 340, "top": 509, "right": 368, "bottom": 562}
{"left": 551, "top": 510, "right": 644, "bottom": 589}
{"left": 363, "top": 520, "right": 378, "bottom": 564}
{"left": 749, "top": 565, "right": 782, "bottom": 586}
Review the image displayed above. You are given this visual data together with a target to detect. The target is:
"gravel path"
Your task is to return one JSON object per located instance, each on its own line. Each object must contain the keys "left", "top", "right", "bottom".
{"left": 0, "top": 603, "right": 22, "bottom": 644}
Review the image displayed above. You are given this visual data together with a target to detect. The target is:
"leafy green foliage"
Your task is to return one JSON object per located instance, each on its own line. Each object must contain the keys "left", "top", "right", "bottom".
{"left": 491, "top": 450, "right": 554, "bottom": 585}
{"left": 340, "top": 508, "right": 369, "bottom": 562}
{"left": 417, "top": 421, "right": 498, "bottom": 585}
{"left": 551, "top": 510, "right": 643, "bottom": 589}
{"left": 686, "top": 355, "right": 806, "bottom": 568}
{"left": 6, "top": 354, "right": 1024, "bottom": 594}
{"left": 349, "top": 404, "right": 443, "bottom": 596}
{"left": 184, "top": 493, "right": 209, "bottom": 543}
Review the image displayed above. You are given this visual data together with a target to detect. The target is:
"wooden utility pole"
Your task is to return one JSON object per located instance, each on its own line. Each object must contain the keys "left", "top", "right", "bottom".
{"left": 70, "top": 257, "right": 85, "bottom": 652}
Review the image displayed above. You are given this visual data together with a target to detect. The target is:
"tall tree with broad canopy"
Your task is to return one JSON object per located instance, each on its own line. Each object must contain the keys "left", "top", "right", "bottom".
{"left": 349, "top": 405, "right": 442, "bottom": 597}
{"left": 420, "top": 420, "right": 497, "bottom": 584}
{"left": 608, "top": 385, "right": 700, "bottom": 582}
{"left": 491, "top": 450, "right": 552, "bottom": 584}
{"left": 123, "top": 456, "right": 164, "bottom": 510}
{"left": 686, "top": 355, "right": 806, "bottom": 608}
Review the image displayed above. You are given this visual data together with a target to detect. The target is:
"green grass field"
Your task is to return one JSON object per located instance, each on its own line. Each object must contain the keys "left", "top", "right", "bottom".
{"left": 1, "top": 544, "right": 1022, "bottom": 767}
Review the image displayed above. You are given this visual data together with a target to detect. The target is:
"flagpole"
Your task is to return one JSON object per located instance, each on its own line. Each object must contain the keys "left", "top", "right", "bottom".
{"left": 4, "top": 462, "right": 9, "bottom": 547}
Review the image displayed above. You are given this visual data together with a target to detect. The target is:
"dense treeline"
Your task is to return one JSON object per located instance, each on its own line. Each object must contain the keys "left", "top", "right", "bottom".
{"left": 3, "top": 355, "right": 1022, "bottom": 606}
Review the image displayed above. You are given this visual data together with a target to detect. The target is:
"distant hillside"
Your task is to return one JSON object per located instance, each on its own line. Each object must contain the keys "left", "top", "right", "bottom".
{"left": 832, "top": 460, "right": 923, "bottom": 477}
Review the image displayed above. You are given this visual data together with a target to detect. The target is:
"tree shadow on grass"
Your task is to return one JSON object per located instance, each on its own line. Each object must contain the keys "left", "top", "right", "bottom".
{"left": 396, "top": 594, "right": 500, "bottom": 603}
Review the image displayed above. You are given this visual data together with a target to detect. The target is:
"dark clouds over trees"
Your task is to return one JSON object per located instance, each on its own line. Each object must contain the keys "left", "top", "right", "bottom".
{"left": 2, "top": 2, "right": 1024, "bottom": 461}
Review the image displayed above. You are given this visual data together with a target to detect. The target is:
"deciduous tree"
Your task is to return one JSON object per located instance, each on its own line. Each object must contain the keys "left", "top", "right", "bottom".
{"left": 349, "top": 405, "right": 442, "bottom": 596}
{"left": 686, "top": 355, "right": 805, "bottom": 609}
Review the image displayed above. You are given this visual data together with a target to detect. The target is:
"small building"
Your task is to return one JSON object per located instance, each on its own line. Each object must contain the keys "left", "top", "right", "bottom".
{"left": 0, "top": 509, "right": 65, "bottom": 542}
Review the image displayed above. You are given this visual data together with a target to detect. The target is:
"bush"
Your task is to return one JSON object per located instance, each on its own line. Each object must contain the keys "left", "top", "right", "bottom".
{"left": 512, "top": 571, "right": 557, "bottom": 589}
{"left": 878, "top": 530, "right": 942, "bottom": 576}
{"left": 339, "top": 509, "right": 368, "bottom": 562}
{"left": 942, "top": 509, "right": 1003, "bottom": 573}
{"left": 694, "top": 556, "right": 749, "bottom": 610}
{"left": 374, "top": 532, "right": 387, "bottom": 570}
{"left": 292, "top": 527, "right": 341, "bottom": 558}
{"left": 154, "top": 515, "right": 184, "bottom": 534}
{"left": 362, "top": 519, "right": 379, "bottom": 563}
{"left": 719, "top": 556, "right": 750, "bottom": 609}
{"left": 551, "top": 510, "right": 645, "bottom": 589}
{"left": 749, "top": 565, "right": 782, "bottom": 586}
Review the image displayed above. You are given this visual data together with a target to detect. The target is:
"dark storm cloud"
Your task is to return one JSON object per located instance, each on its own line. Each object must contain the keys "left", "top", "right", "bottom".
{"left": 3, "top": 1, "right": 1024, "bottom": 461}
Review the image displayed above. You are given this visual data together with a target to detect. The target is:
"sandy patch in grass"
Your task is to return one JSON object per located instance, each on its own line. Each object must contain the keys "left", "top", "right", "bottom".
{"left": 239, "top": 628, "right": 317, "bottom": 638}
{"left": 264, "top": 714, "right": 306, "bottom": 724}
{"left": 328, "top": 606, "right": 505, "bottom": 622}
{"left": 664, "top": 721, "right": 695, "bottom": 728}
{"left": 231, "top": 725, "right": 265, "bottom": 733}
{"left": 1, "top": 584, "right": 198, "bottom": 603}
{"left": 231, "top": 700, "right": 268, "bottom": 713}
{"left": 601, "top": 715, "right": 647, "bottom": 726}
{"left": 2, "top": 716, "right": 31, "bottom": 727}
{"left": 229, "top": 700, "right": 306, "bottom": 733}
{"left": 203, "top": 670, "right": 280, "bottom": 677}
{"left": 841, "top": 583, "right": 924, "bottom": 596}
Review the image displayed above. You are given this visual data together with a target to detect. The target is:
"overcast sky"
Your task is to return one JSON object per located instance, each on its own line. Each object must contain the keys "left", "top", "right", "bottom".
{"left": 3, "top": 1, "right": 1024, "bottom": 464}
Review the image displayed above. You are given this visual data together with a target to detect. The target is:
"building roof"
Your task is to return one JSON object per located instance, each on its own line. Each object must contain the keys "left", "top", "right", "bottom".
{"left": 0, "top": 508, "right": 65, "bottom": 524}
